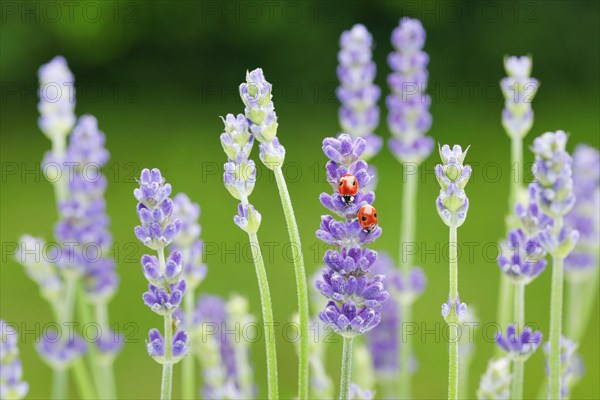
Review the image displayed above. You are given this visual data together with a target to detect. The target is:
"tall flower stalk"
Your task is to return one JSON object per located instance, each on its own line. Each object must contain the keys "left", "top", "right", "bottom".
{"left": 134, "top": 168, "right": 188, "bottom": 400}
{"left": 17, "top": 56, "right": 106, "bottom": 400}
{"left": 315, "top": 134, "right": 389, "bottom": 399}
{"left": 564, "top": 145, "right": 599, "bottom": 343}
{"left": 386, "top": 18, "right": 433, "bottom": 397}
{"left": 496, "top": 186, "right": 549, "bottom": 399}
{"left": 435, "top": 144, "right": 471, "bottom": 400}
{"left": 531, "top": 131, "right": 578, "bottom": 399}
{"left": 239, "top": 69, "right": 308, "bottom": 399}
{"left": 220, "top": 113, "right": 279, "bottom": 399}
{"left": 496, "top": 55, "right": 539, "bottom": 335}
{"left": 171, "top": 193, "right": 207, "bottom": 399}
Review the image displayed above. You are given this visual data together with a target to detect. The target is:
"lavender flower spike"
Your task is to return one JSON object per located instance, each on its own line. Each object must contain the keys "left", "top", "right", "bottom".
{"left": 0, "top": 321, "right": 29, "bottom": 400}
{"left": 238, "top": 69, "right": 309, "bottom": 399}
{"left": 565, "top": 145, "right": 600, "bottom": 277}
{"left": 387, "top": 18, "right": 433, "bottom": 164}
{"left": 435, "top": 143, "right": 471, "bottom": 399}
{"left": 220, "top": 110, "right": 279, "bottom": 399}
{"left": 239, "top": 68, "right": 285, "bottom": 169}
{"left": 497, "top": 228, "right": 547, "bottom": 285}
{"left": 134, "top": 168, "right": 187, "bottom": 400}
{"left": 501, "top": 56, "right": 539, "bottom": 139}
{"left": 337, "top": 24, "right": 382, "bottom": 160}
{"left": 38, "top": 56, "right": 76, "bottom": 141}
{"left": 531, "top": 131, "right": 578, "bottom": 400}
{"left": 316, "top": 133, "right": 388, "bottom": 400}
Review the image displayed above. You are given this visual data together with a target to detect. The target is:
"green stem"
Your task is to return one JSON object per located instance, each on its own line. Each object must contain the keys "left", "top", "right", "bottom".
{"left": 566, "top": 268, "right": 599, "bottom": 342}
{"left": 339, "top": 337, "right": 354, "bottom": 400}
{"left": 51, "top": 136, "right": 68, "bottom": 204}
{"left": 161, "top": 312, "right": 174, "bottom": 400}
{"left": 549, "top": 252, "right": 564, "bottom": 399}
{"left": 495, "top": 277, "right": 514, "bottom": 356}
{"left": 448, "top": 225, "right": 458, "bottom": 400}
{"left": 182, "top": 290, "right": 196, "bottom": 399}
{"left": 509, "top": 136, "right": 523, "bottom": 207}
{"left": 248, "top": 231, "right": 279, "bottom": 399}
{"left": 398, "top": 165, "right": 418, "bottom": 399}
{"left": 95, "top": 302, "right": 117, "bottom": 400}
{"left": 511, "top": 283, "right": 525, "bottom": 400}
{"left": 72, "top": 357, "right": 96, "bottom": 399}
{"left": 273, "top": 166, "right": 308, "bottom": 400}
{"left": 52, "top": 369, "right": 68, "bottom": 400}
{"left": 76, "top": 291, "right": 104, "bottom": 398}
{"left": 157, "top": 248, "right": 174, "bottom": 400}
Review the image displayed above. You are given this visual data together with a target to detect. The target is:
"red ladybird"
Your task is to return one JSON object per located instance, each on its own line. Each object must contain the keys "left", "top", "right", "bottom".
{"left": 338, "top": 173, "right": 359, "bottom": 205}
{"left": 358, "top": 204, "right": 378, "bottom": 233}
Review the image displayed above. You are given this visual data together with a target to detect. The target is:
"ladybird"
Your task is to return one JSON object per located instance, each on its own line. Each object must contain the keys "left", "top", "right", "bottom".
{"left": 358, "top": 204, "right": 378, "bottom": 233}
{"left": 338, "top": 173, "right": 359, "bottom": 205}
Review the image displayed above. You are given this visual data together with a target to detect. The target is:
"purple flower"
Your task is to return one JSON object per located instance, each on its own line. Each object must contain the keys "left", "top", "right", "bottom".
{"left": 531, "top": 131, "right": 576, "bottom": 218}
{"left": 337, "top": 24, "right": 382, "bottom": 160}
{"left": 516, "top": 185, "right": 554, "bottom": 237}
{"left": 501, "top": 56, "right": 538, "bottom": 139}
{"left": 37, "top": 330, "right": 87, "bottom": 370}
{"left": 95, "top": 330, "right": 124, "bottom": 356}
{"left": 543, "top": 336, "right": 584, "bottom": 398}
{"left": 565, "top": 145, "right": 599, "bottom": 275}
{"left": 316, "top": 133, "right": 387, "bottom": 337}
{"left": 142, "top": 280, "right": 186, "bottom": 315}
{"left": 537, "top": 226, "right": 579, "bottom": 259}
{"left": 37, "top": 56, "right": 76, "bottom": 139}
{"left": 497, "top": 228, "right": 547, "bottom": 284}
{"left": 146, "top": 328, "right": 188, "bottom": 363}
{"left": 435, "top": 145, "right": 471, "bottom": 228}
{"left": 239, "top": 68, "right": 285, "bottom": 169}
{"left": 495, "top": 324, "right": 542, "bottom": 359}
{"left": 171, "top": 193, "right": 208, "bottom": 290}
{"left": 134, "top": 168, "right": 181, "bottom": 250}
{"left": 0, "top": 321, "right": 29, "bottom": 400}
{"left": 220, "top": 113, "right": 253, "bottom": 160}
{"left": 387, "top": 18, "right": 433, "bottom": 164}
{"left": 194, "top": 295, "right": 255, "bottom": 398}
{"left": 441, "top": 295, "right": 467, "bottom": 323}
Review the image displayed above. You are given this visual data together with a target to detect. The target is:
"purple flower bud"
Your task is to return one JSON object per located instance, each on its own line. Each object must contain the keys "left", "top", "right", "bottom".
{"left": 37, "top": 56, "right": 76, "bottom": 139}
{"left": 495, "top": 324, "right": 542, "bottom": 359}
{"left": 1, "top": 320, "right": 29, "bottom": 399}
{"left": 37, "top": 330, "right": 87, "bottom": 369}
{"left": 498, "top": 228, "right": 547, "bottom": 284}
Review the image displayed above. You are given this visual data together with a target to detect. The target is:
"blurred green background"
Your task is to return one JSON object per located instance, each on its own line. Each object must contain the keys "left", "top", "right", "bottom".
{"left": 1, "top": 0, "right": 599, "bottom": 398}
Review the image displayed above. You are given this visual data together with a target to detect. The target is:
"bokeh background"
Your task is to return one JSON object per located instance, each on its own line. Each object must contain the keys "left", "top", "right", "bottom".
{"left": 1, "top": 0, "right": 599, "bottom": 398}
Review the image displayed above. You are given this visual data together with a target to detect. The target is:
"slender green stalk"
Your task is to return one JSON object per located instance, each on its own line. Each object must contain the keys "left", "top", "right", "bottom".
{"left": 161, "top": 312, "right": 174, "bottom": 400}
{"left": 273, "top": 166, "right": 308, "bottom": 400}
{"left": 398, "top": 165, "right": 418, "bottom": 399}
{"left": 457, "top": 353, "right": 470, "bottom": 400}
{"left": 339, "top": 337, "right": 354, "bottom": 400}
{"left": 95, "top": 303, "right": 116, "bottom": 399}
{"left": 548, "top": 216, "right": 565, "bottom": 400}
{"left": 496, "top": 135, "right": 523, "bottom": 352}
{"left": 511, "top": 283, "right": 525, "bottom": 400}
{"left": 248, "top": 231, "right": 279, "bottom": 399}
{"left": 182, "top": 290, "right": 196, "bottom": 399}
{"left": 51, "top": 137, "right": 68, "bottom": 203}
{"left": 72, "top": 358, "right": 95, "bottom": 399}
{"left": 76, "top": 290, "right": 104, "bottom": 398}
{"left": 157, "top": 248, "right": 174, "bottom": 400}
{"left": 566, "top": 268, "right": 599, "bottom": 342}
{"left": 448, "top": 226, "right": 458, "bottom": 400}
{"left": 52, "top": 369, "right": 67, "bottom": 400}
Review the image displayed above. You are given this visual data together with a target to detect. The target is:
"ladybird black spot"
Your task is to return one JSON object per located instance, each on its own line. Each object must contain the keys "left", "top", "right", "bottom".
{"left": 374, "top": 213, "right": 377, "bottom": 218}
{"left": 352, "top": 180, "right": 356, "bottom": 186}
{"left": 339, "top": 181, "right": 343, "bottom": 186}
{"left": 361, "top": 216, "right": 367, "bottom": 221}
